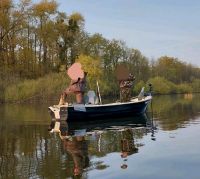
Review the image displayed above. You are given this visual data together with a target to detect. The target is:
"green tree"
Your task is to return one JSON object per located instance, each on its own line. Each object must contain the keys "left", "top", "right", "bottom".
{"left": 76, "top": 54, "right": 102, "bottom": 90}
{"left": 127, "top": 49, "right": 150, "bottom": 82}
{"left": 32, "top": 0, "right": 58, "bottom": 73}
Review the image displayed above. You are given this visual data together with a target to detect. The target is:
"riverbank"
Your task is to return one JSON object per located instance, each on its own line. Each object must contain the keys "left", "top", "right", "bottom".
{"left": 1, "top": 72, "right": 200, "bottom": 104}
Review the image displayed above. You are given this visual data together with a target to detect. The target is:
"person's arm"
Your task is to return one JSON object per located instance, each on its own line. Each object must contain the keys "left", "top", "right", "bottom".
{"left": 71, "top": 78, "right": 80, "bottom": 85}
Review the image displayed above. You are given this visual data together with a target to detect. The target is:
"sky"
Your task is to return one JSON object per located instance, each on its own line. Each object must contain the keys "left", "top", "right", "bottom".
{"left": 16, "top": 0, "right": 200, "bottom": 66}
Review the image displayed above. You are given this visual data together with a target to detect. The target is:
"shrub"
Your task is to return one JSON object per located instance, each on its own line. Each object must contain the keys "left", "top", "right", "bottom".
{"left": 5, "top": 73, "right": 69, "bottom": 102}
{"left": 147, "top": 77, "right": 177, "bottom": 94}
{"left": 176, "top": 83, "right": 192, "bottom": 93}
{"left": 133, "top": 80, "right": 146, "bottom": 95}
{"left": 191, "top": 79, "right": 200, "bottom": 93}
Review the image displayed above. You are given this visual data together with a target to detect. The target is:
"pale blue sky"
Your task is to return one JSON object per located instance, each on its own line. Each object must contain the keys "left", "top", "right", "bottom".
{"left": 16, "top": 0, "right": 200, "bottom": 66}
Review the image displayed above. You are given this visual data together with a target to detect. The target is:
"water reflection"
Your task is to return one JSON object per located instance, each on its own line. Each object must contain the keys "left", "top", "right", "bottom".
{"left": 63, "top": 135, "right": 89, "bottom": 177}
{"left": 120, "top": 128, "right": 138, "bottom": 169}
{"left": 0, "top": 94, "right": 200, "bottom": 178}
{"left": 53, "top": 114, "right": 155, "bottom": 178}
{"left": 150, "top": 94, "right": 200, "bottom": 130}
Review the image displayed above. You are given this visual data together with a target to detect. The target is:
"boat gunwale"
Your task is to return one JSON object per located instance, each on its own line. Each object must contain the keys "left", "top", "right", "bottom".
{"left": 67, "top": 95, "right": 152, "bottom": 108}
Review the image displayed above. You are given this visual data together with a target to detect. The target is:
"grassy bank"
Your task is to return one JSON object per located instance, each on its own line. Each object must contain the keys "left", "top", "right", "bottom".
{"left": 2, "top": 73, "right": 200, "bottom": 103}
{"left": 4, "top": 73, "right": 69, "bottom": 103}
{"left": 3, "top": 72, "right": 119, "bottom": 103}
{"left": 134, "top": 77, "right": 200, "bottom": 95}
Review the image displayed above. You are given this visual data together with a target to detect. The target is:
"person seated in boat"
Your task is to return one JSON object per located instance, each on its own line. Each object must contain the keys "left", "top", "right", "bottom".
{"left": 119, "top": 73, "right": 135, "bottom": 102}
{"left": 58, "top": 71, "right": 87, "bottom": 105}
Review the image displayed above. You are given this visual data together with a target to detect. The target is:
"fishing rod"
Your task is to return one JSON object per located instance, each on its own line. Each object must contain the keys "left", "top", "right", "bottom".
{"left": 96, "top": 81, "right": 102, "bottom": 104}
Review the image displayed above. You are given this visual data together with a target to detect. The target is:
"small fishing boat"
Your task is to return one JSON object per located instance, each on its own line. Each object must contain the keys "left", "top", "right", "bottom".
{"left": 48, "top": 63, "right": 153, "bottom": 122}
{"left": 48, "top": 95, "right": 152, "bottom": 122}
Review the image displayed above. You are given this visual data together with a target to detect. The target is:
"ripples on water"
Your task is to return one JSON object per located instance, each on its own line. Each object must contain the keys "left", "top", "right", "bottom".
{"left": 0, "top": 94, "right": 200, "bottom": 179}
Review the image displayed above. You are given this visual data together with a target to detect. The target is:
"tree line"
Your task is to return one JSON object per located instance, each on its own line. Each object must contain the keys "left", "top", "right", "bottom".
{"left": 1, "top": 0, "right": 200, "bottom": 102}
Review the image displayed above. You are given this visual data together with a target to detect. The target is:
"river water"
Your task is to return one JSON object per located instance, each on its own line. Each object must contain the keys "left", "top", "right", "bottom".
{"left": 0, "top": 94, "right": 200, "bottom": 179}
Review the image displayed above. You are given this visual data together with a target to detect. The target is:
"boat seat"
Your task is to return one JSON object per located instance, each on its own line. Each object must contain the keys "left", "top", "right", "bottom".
{"left": 84, "top": 90, "right": 99, "bottom": 104}
{"left": 138, "top": 87, "right": 145, "bottom": 100}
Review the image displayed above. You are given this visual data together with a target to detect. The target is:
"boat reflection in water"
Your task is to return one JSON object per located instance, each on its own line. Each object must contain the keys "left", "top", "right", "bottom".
{"left": 49, "top": 113, "right": 156, "bottom": 178}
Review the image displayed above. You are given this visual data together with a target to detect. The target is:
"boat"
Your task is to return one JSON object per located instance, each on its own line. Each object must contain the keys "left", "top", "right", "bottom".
{"left": 48, "top": 95, "right": 152, "bottom": 122}
{"left": 48, "top": 62, "right": 153, "bottom": 122}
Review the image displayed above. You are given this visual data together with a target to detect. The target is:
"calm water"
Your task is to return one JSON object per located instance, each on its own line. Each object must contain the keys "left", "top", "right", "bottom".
{"left": 1, "top": 94, "right": 200, "bottom": 179}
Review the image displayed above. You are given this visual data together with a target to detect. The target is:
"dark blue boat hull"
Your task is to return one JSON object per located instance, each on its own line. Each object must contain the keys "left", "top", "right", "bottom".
{"left": 60, "top": 100, "right": 150, "bottom": 122}
{"left": 49, "top": 96, "right": 152, "bottom": 122}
